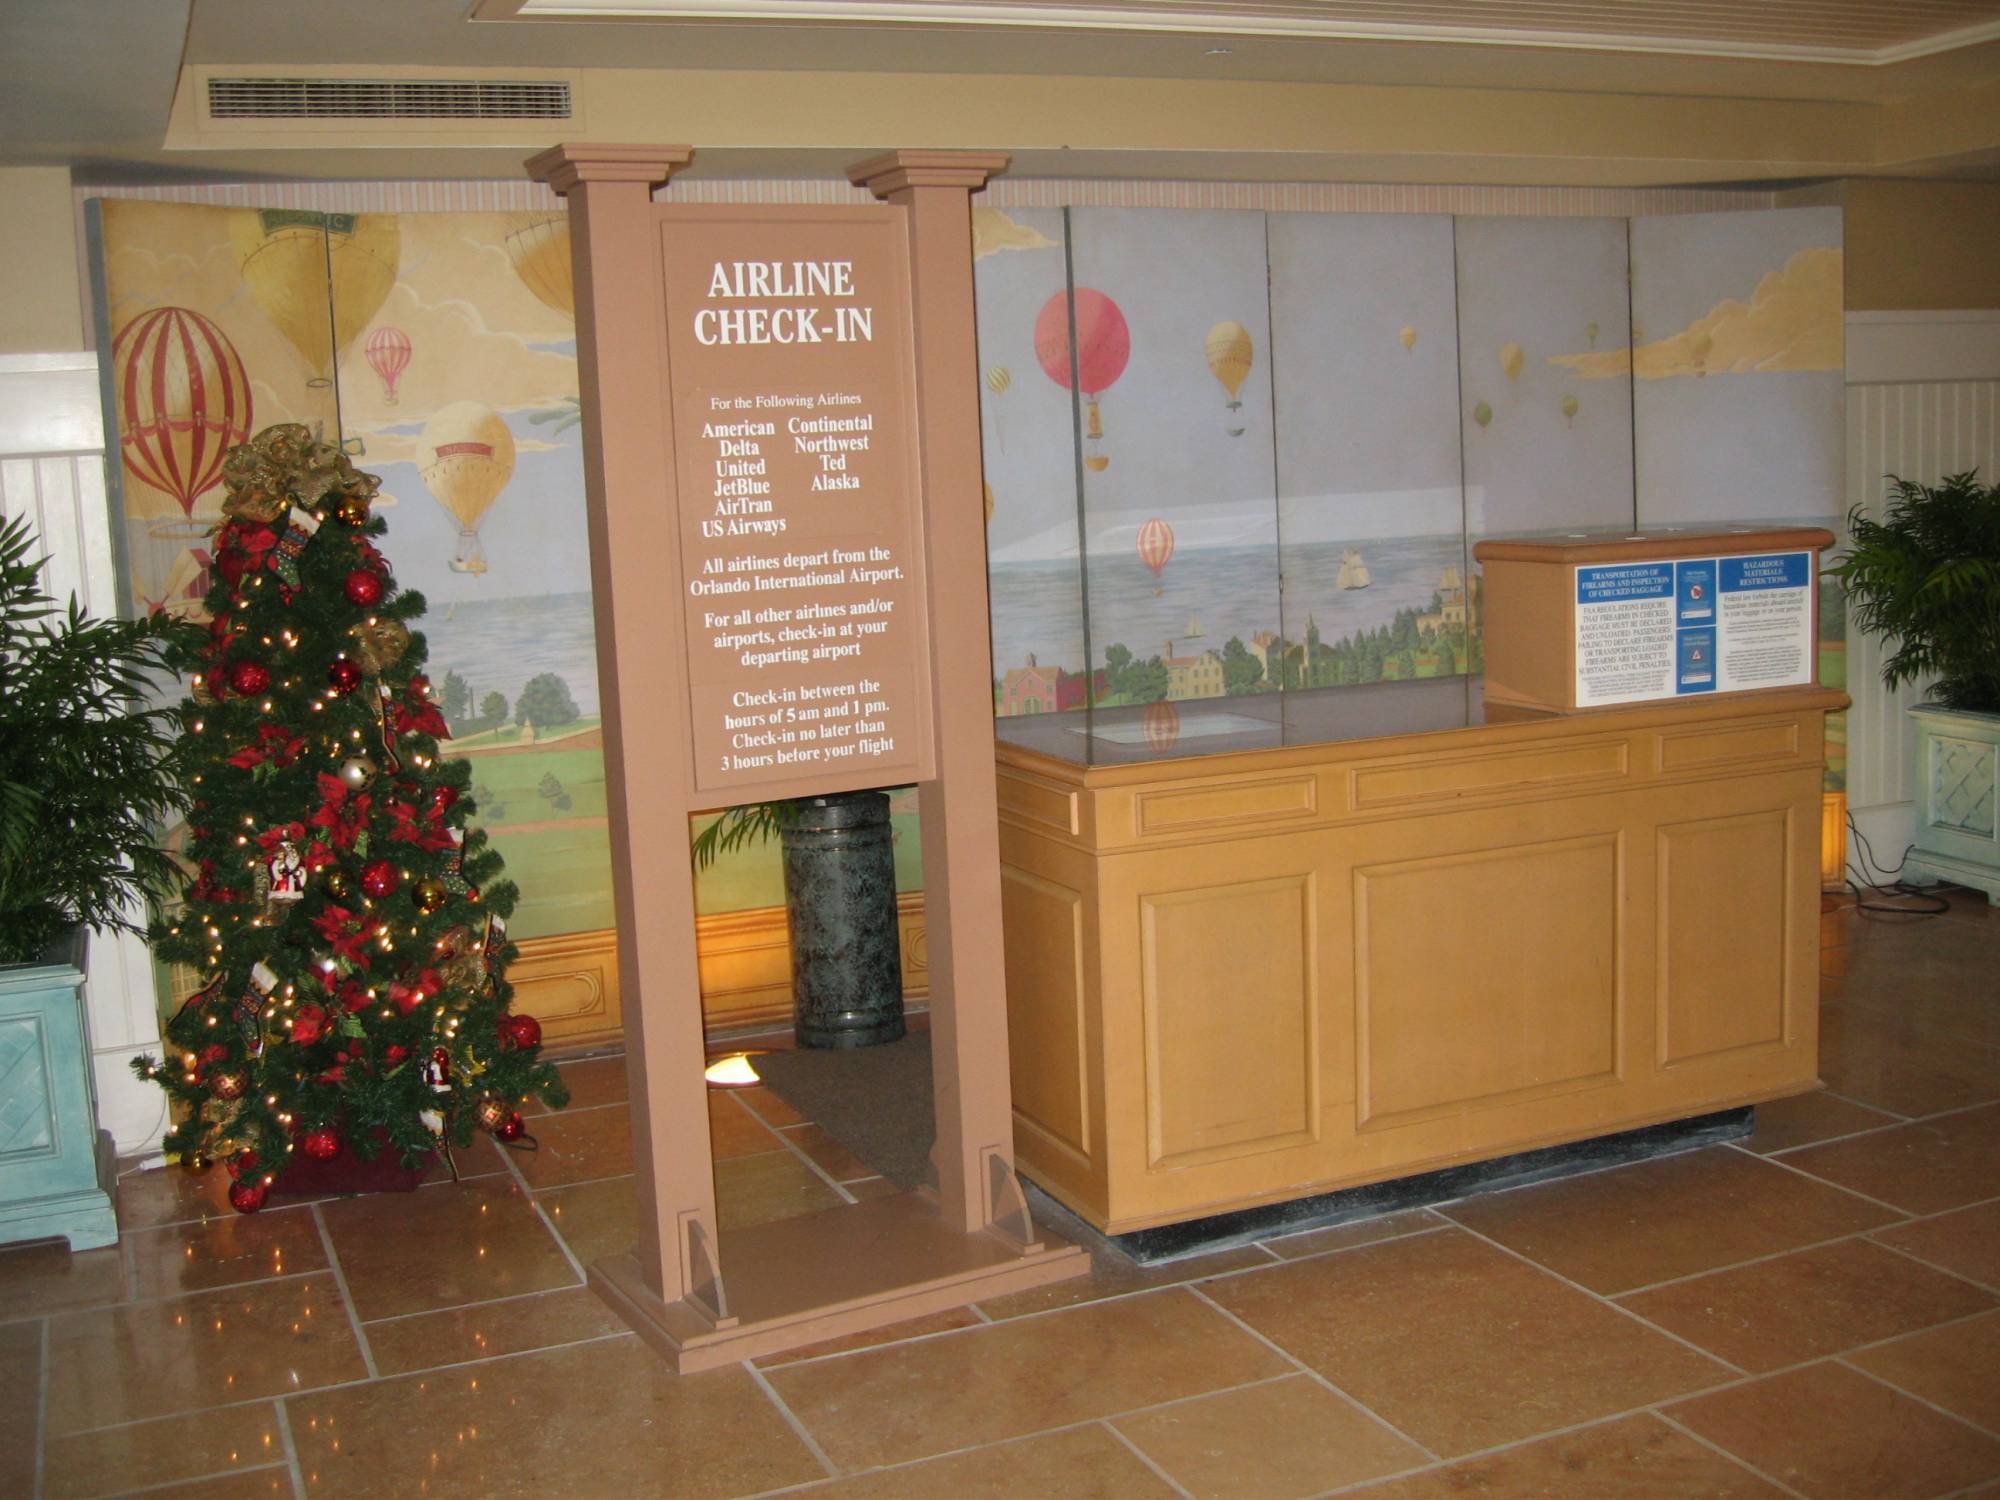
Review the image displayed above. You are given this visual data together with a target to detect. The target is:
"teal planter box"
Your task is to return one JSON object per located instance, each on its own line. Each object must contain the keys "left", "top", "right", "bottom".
{"left": 1908, "top": 705, "right": 2000, "bottom": 906}
{"left": 0, "top": 934, "right": 118, "bottom": 1251}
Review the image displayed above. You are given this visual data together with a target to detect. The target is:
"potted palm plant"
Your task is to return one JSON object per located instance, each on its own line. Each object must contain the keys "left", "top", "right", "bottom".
{"left": 1830, "top": 470, "right": 2000, "bottom": 901}
{"left": 0, "top": 513, "right": 193, "bottom": 1247}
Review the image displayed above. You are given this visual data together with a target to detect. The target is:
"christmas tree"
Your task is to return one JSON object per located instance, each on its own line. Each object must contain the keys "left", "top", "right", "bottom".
{"left": 136, "top": 424, "right": 566, "bottom": 1211}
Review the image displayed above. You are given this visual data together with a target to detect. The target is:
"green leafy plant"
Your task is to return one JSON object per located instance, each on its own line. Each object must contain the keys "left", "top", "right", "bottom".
{"left": 690, "top": 801, "right": 796, "bottom": 869}
{"left": 0, "top": 513, "right": 196, "bottom": 965}
{"left": 1831, "top": 471, "right": 2000, "bottom": 714}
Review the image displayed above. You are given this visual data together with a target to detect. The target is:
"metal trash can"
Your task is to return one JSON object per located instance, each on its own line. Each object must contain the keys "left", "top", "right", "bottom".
{"left": 780, "top": 789, "right": 906, "bottom": 1049}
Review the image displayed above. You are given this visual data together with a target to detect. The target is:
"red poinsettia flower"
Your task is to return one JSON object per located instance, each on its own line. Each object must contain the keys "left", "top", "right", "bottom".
{"left": 334, "top": 978, "right": 371, "bottom": 1013}
{"left": 300, "top": 841, "right": 337, "bottom": 873}
{"left": 215, "top": 523, "right": 278, "bottom": 586}
{"left": 308, "top": 774, "right": 372, "bottom": 850}
{"left": 290, "top": 1003, "right": 328, "bottom": 1045}
{"left": 229, "top": 726, "right": 308, "bottom": 771}
{"left": 254, "top": 820, "right": 308, "bottom": 853}
{"left": 188, "top": 858, "right": 238, "bottom": 904}
{"left": 310, "top": 905, "right": 372, "bottom": 968}
{"left": 391, "top": 677, "right": 451, "bottom": 740}
{"left": 383, "top": 797, "right": 456, "bottom": 850}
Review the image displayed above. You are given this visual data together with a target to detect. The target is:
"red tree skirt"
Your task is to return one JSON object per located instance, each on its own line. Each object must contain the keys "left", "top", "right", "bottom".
{"left": 270, "top": 1130, "right": 433, "bottom": 1197}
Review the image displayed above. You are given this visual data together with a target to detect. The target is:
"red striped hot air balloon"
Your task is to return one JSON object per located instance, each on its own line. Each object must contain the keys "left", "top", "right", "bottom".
{"left": 1035, "top": 287, "right": 1130, "bottom": 472}
{"left": 1136, "top": 516, "right": 1174, "bottom": 596}
{"left": 1142, "top": 700, "right": 1180, "bottom": 753}
{"left": 364, "top": 325, "right": 412, "bottom": 403}
{"left": 111, "top": 306, "right": 252, "bottom": 516}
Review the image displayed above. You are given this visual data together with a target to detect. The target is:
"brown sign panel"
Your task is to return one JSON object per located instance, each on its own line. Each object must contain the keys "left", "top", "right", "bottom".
{"left": 657, "top": 206, "right": 935, "bottom": 805}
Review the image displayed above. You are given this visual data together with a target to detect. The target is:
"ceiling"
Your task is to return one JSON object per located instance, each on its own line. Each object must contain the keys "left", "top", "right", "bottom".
{"left": 3, "top": 0, "right": 1999, "bottom": 185}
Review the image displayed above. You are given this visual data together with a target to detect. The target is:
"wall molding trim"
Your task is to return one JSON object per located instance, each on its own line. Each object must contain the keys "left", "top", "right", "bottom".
{"left": 1846, "top": 309, "right": 2000, "bottom": 386}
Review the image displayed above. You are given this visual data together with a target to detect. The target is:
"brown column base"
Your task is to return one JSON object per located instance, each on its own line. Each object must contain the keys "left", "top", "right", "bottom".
{"left": 590, "top": 1189, "right": 1089, "bottom": 1372}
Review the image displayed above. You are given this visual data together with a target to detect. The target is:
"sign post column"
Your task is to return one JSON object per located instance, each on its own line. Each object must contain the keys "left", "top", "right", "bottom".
{"left": 526, "top": 144, "right": 730, "bottom": 1321}
{"left": 849, "top": 151, "right": 1022, "bottom": 1237}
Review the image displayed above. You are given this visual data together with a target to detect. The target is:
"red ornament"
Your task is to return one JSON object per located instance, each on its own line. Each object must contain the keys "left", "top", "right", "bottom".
{"left": 226, "top": 659, "right": 271, "bottom": 696}
{"left": 496, "top": 1112, "right": 526, "bottom": 1143}
{"left": 359, "top": 860, "right": 400, "bottom": 898}
{"left": 343, "top": 569, "right": 385, "bottom": 607}
{"left": 300, "top": 1127, "right": 341, "bottom": 1161}
{"left": 498, "top": 1013, "right": 541, "bottom": 1050}
{"left": 226, "top": 1149, "right": 261, "bottom": 1181}
{"left": 227, "top": 1181, "right": 268, "bottom": 1214}
{"left": 327, "top": 658, "right": 363, "bottom": 695}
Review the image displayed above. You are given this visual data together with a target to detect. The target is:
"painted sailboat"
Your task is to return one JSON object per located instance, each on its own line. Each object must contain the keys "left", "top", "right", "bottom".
{"left": 1337, "top": 549, "right": 1372, "bottom": 590}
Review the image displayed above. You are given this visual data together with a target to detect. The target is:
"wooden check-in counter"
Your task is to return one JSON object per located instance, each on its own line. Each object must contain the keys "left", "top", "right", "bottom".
{"left": 994, "top": 676, "right": 1843, "bottom": 1236}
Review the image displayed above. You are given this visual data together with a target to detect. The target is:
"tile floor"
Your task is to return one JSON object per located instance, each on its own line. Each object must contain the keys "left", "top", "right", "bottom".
{"left": 5, "top": 886, "right": 1997, "bottom": 1499}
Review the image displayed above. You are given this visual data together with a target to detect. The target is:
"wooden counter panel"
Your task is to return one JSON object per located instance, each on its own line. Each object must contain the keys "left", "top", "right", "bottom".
{"left": 1355, "top": 833, "right": 1622, "bottom": 1130}
{"left": 1134, "top": 774, "right": 1320, "bottom": 837}
{"left": 1139, "top": 873, "right": 1319, "bottom": 1171}
{"left": 1350, "top": 739, "right": 1628, "bottom": 811}
{"left": 1656, "top": 717, "right": 1803, "bottom": 774}
{"left": 1656, "top": 808, "right": 1794, "bottom": 1068}
{"left": 1000, "top": 865, "right": 1093, "bottom": 1166}
{"left": 995, "top": 765, "right": 1082, "bottom": 837}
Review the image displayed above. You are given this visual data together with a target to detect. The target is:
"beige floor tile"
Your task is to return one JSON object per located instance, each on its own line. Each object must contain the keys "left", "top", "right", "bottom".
{"left": 287, "top": 1335, "right": 822, "bottom": 1499}
{"left": 535, "top": 1175, "right": 637, "bottom": 1267}
{"left": 714, "top": 1148, "right": 847, "bottom": 1231}
{"left": 780, "top": 1122, "right": 878, "bottom": 1181}
{"left": 1440, "top": 1146, "right": 1896, "bottom": 1294}
{"left": 1341, "top": 1413, "right": 1789, "bottom": 1499}
{"left": 138, "top": 1470, "right": 294, "bottom": 1499}
{"left": 765, "top": 1286, "right": 1292, "bottom": 1471}
{"left": 1740, "top": 1089, "right": 1900, "bottom": 1155}
{"left": 318, "top": 1176, "right": 578, "bottom": 1321}
{"left": 121, "top": 1209, "right": 328, "bottom": 1301}
{"left": 0, "top": 1236, "right": 127, "bottom": 1323}
{"left": 1114, "top": 1374, "right": 1426, "bottom": 1499}
{"left": 1783, "top": 1104, "right": 2000, "bottom": 1216}
{"left": 45, "top": 1273, "right": 365, "bottom": 1435}
{"left": 525, "top": 1054, "right": 629, "bottom": 1114}
{"left": 736, "top": 1082, "right": 808, "bottom": 1127}
{"left": 756, "top": 1305, "right": 986, "bottom": 1367}
{"left": 45, "top": 1401, "right": 284, "bottom": 1500}
{"left": 975, "top": 1238, "right": 1274, "bottom": 1321}
{"left": 1260, "top": 1208, "right": 1447, "bottom": 1260}
{"left": 1202, "top": 1228, "right": 1729, "bottom": 1459}
{"left": 1818, "top": 1005, "right": 2000, "bottom": 1118}
{"left": 1873, "top": 1199, "right": 2000, "bottom": 1289}
{"left": 0, "top": 1319, "right": 41, "bottom": 1500}
{"left": 794, "top": 1424, "right": 1180, "bottom": 1499}
{"left": 363, "top": 1286, "right": 628, "bottom": 1376}
{"left": 495, "top": 1102, "right": 632, "bottom": 1189}
{"left": 1846, "top": 1310, "right": 2000, "bottom": 1434}
{"left": 1667, "top": 1360, "right": 2000, "bottom": 1500}
{"left": 843, "top": 1175, "right": 900, "bottom": 1201}
{"left": 114, "top": 1160, "right": 272, "bottom": 1231}
{"left": 1616, "top": 1237, "right": 1995, "bottom": 1371}
{"left": 707, "top": 1090, "right": 789, "bottom": 1160}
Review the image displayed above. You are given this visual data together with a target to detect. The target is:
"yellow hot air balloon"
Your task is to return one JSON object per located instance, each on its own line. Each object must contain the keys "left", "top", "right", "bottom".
{"left": 418, "top": 401, "right": 516, "bottom": 576}
{"left": 503, "top": 214, "right": 574, "bottom": 321}
{"left": 984, "top": 364, "right": 1011, "bottom": 395}
{"left": 1561, "top": 394, "right": 1580, "bottom": 427}
{"left": 1472, "top": 401, "right": 1493, "bottom": 430}
{"left": 1500, "top": 341, "right": 1524, "bottom": 382}
{"left": 1399, "top": 325, "right": 1417, "bottom": 353}
{"left": 1204, "top": 321, "right": 1254, "bottom": 437}
{"left": 231, "top": 209, "right": 398, "bottom": 388}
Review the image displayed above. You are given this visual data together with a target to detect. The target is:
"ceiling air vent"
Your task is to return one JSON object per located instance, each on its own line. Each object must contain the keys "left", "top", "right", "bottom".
{"left": 206, "top": 76, "right": 573, "bottom": 121}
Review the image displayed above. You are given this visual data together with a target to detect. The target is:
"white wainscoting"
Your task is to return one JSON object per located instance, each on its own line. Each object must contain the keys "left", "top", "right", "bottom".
{"left": 1843, "top": 311, "right": 2000, "bottom": 875}
{"left": 0, "top": 352, "right": 169, "bottom": 1156}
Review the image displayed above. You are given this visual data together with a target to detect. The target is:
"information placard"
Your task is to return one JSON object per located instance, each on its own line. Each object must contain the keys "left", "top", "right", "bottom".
{"left": 659, "top": 208, "right": 933, "bottom": 802}
{"left": 1575, "top": 550, "right": 1813, "bottom": 708}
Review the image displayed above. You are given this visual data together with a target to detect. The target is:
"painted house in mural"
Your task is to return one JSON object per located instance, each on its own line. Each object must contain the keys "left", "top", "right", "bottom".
{"left": 1163, "top": 643, "right": 1225, "bottom": 702}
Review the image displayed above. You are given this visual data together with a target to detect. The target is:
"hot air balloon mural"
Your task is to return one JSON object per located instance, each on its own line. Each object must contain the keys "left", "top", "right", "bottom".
{"left": 1142, "top": 699, "right": 1180, "bottom": 753}
{"left": 417, "top": 401, "right": 516, "bottom": 576}
{"left": 364, "top": 326, "right": 412, "bottom": 404}
{"left": 1561, "top": 394, "right": 1580, "bottom": 427}
{"left": 230, "top": 209, "right": 398, "bottom": 388}
{"left": 1204, "top": 321, "right": 1254, "bottom": 437}
{"left": 110, "top": 305, "right": 254, "bottom": 619}
{"left": 112, "top": 306, "right": 253, "bottom": 516}
{"left": 1399, "top": 325, "right": 1417, "bottom": 353}
{"left": 1136, "top": 517, "right": 1174, "bottom": 597}
{"left": 984, "top": 365, "right": 1011, "bottom": 395}
{"left": 1472, "top": 401, "right": 1494, "bottom": 431}
{"left": 503, "top": 214, "right": 574, "bottom": 321}
{"left": 1035, "top": 287, "right": 1130, "bottom": 472}
{"left": 1500, "top": 341, "right": 1525, "bottom": 382}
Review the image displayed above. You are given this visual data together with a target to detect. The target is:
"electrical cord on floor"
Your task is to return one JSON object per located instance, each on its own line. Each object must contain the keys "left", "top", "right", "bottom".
{"left": 1844, "top": 811, "right": 1951, "bottom": 917}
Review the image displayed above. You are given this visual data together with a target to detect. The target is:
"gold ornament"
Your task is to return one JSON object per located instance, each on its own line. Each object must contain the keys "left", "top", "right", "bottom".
{"left": 210, "top": 1070, "right": 249, "bottom": 1101}
{"left": 320, "top": 865, "right": 354, "bottom": 901}
{"left": 182, "top": 1149, "right": 213, "bottom": 1175}
{"left": 474, "top": 1095, "right": 509, "bottom": 1132}
{"left": 438, "top": 951, "right": 485, "bottom": 994}
{"left": 190, "top": 672, "right": 217, "bottom": 707}
{"left": 347, "top": 617, "right": 410, "bottom": 674}
{"left": 412, "top": 877, "right": 448, "bottom": 915}
{"left": 337, "top": 755, "right": 377, "bottom": 793}
{"left": 335, "top": 491, "right": 371, "bottom": 526}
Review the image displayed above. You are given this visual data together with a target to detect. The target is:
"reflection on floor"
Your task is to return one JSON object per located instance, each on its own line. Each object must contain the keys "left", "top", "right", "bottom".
{"left": 6, "top": 888, "right": 1999, "bottom": 1499}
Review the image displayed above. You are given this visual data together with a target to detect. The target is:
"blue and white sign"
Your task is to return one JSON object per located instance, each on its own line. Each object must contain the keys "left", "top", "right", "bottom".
{"left": 1575, "top": 549, "right": 1813, "bottom": 707}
